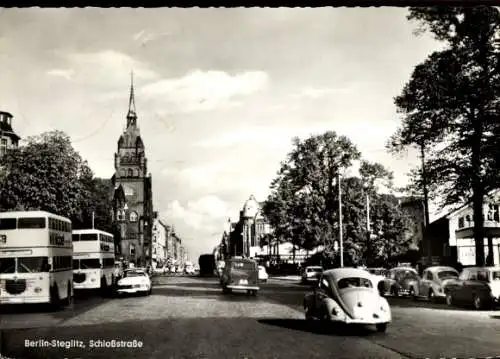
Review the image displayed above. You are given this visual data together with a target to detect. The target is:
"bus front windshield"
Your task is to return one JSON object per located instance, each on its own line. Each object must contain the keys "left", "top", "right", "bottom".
{"left": 0, "top": 257, "right": 49, "bottom": 273}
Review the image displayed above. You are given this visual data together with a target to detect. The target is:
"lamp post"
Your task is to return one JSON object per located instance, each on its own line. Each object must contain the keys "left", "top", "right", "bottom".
{"left": 338, "top": 172, "right": 344, "bottom": 268}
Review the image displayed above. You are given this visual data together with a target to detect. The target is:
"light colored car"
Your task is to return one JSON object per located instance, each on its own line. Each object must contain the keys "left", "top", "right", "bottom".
{"left": 301, "top": 266, "right": 323, "bottom": 284}
{"left": 380, "top": 267, "right": 419, "bottom": 297}
{"left": 410, "top": 266, "right": 459, "bottom": 301}
{"left": 116, "top": 269, "right": 152, "bottom": 296}
{"left": 258, "top": 266, "right": 268, "bottom": 282}
{"left": 303, "top": 268, "right": 391, "bottom": 332}
{"left": 185, "top": 262, "right": 195, "bottom": 275}
{"left": 444, "top": 266, "right": 500, "bottom": 310}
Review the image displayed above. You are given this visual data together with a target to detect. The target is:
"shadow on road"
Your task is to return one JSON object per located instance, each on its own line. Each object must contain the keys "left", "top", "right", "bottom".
{"left": 386, "top": 297, "right": 470, "bottom": 312}
{"left": 149, "top": 286, "right": 261, "bottom": 303}
{"left": 258, "top": 319, "right": 378, "bottom": 337}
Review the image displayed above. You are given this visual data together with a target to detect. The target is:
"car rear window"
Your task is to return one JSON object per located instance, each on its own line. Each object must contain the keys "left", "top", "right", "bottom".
{"left": 338, "top": 277, "right": 373, "bottom": 289}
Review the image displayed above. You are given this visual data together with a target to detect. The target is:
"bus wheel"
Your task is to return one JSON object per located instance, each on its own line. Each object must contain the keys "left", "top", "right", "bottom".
{"left": 50, "top": 285, "right": 60, "bottom": 310}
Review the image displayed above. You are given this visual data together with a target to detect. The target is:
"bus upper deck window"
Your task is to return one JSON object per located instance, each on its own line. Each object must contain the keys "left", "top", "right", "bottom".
{"left": 0, "top": 218, "right": 17, "bottom": 230}
{"left": 18, "top": 217, "right": 46, "bottom": 229}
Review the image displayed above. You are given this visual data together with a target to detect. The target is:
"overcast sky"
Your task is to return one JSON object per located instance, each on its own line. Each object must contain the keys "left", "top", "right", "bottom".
{"left": 0, "top": 8, "right": 442, "bottom": 261}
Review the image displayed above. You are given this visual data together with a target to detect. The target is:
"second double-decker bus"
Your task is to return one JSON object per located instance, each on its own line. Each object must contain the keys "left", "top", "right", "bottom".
{"left": 0, "top": 211, "right": 73, "bottom": 307}
{"left": 72, "top": 229, "right": 115, "bottom": 294}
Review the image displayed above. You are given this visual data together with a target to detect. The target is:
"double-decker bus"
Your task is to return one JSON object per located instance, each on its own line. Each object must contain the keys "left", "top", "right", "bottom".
{"left": 0, "top": 211, "right": 73, "bottom": 307}
{"left": 72, "top": 229, "right": 115, "bottom": 293}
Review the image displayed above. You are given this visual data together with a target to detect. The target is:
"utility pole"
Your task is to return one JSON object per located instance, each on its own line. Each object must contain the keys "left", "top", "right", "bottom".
{"left": 92, "top": 211, "right": 95, "bottom": 229}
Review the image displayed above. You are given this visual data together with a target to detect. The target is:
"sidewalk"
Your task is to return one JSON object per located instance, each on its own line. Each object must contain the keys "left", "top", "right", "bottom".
{"left": 270, "top": 275, "right": 301, "bottom": 282}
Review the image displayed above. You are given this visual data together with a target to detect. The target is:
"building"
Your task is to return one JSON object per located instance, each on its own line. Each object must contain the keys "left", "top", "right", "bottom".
{"left": 111, "top": 75, "right": 154, "bottom": 267}
{"left": 423, "top": 189, "right": 500, "bottom": 267}
{"left": 152, "top": 212, "right": 168, "bottom": 269}
{"left": 0, "top": 111, "right": 20, "bottom": 158}
{"left": 398, "top": 196, "right": 425, "bottom": 249}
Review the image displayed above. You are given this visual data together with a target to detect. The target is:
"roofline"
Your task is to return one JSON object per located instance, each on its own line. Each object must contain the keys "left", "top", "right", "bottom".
{"left": 0, "top": 210, "right": 71, "bottom": 221}
{"left": 0, "top": 111, "right": 13, "bottom": 117}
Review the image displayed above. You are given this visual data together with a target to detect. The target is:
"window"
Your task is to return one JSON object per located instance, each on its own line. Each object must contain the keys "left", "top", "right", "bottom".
{"left": 103, "top": 258, "right": 115, "bottom": 268}
{"left": 0, "top": 258, "right": 15, "bottom": 274}
{"left": 424, "top": 271, "right": 432, "bottom": 280}
{"left": 17, "top": 257, "right": 49, "bottom": 273}
{"left": 18, "top": 217, "right": 46, "bottom": 229}
{"left": 130, "top": 212, "right": 138, "bottom": 222}
{"left": 338, "top": 277, "right": 373, "bottom": 289}
{"left": 128, "top": 169, "right": 133, "bottom": 177}
{"left": 0, "top": 218, "right": 16, "bottom": 230}
{"left": 80, "top": 259, "right": 101, "bottom": 269}
{"left": 437, "top": 271, "right": 458, "bottom": 280}
{"left": 488, "top": 204, "right": 500, "bottom": 222}
{"left": 477, "top": 271, "right": 489, "bottom": 282}
{"left": 73, "top": 259, "right": 80, "bottom": 270}
{"left": 130, "top": 245, "right": 135, "bottom": 256}
{"left": 459, "top": 270, "right": 469, "bottom": 281}
{"left": 458, "top": 217, "right": 465, "bottom": 229}
{"left": 0, "top": 138, "right": 7, "bottom": 156}
{"left": 80, "top": 233, "right": 98, "bottom": 241}
{"left": 52, "top": 256, "right": 72, "bottom": 271}
{"left": 72, "top": 234, "right": 80, "bottom": 242}
{"left": 468, "top": 271, "right": 478, "bottom": 281}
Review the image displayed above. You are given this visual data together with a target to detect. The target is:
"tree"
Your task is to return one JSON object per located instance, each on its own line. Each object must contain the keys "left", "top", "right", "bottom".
{"left": 388, "top": 6, "right": 500, "bottom": 266}
{"left": 263, "top": 132, "right": 361, "bottom": 259}
{"left": 73, "top": 177, "right": 114, "bottom": 233}
{"left": 0, "top": 131, "right": 91, "bottom": 220}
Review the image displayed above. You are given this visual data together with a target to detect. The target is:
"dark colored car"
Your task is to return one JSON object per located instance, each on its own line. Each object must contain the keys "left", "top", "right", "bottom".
{"left": 220, "top": 257, "right": 259, "bottom": 296}
{"left": 444, "top": 266, "right": 500, "bottom": 310}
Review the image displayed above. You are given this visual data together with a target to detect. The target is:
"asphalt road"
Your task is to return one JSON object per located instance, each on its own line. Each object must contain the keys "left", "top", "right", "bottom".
{"left": 0, "top": 275, "right": 499, "bottom": 359}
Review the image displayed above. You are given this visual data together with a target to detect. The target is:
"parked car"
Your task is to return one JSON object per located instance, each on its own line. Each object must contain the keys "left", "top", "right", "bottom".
{"left": 116, "top": 268, "right": 152, "bottom": 296}
{"left": 365, "top": 268, "right": 387, "bottom": 294}
{"left": 444, "top": 266, "right": 500, "bottom": 310}
{"left": 303, "top": 268, "right": 391, "bottom": 332}
{"left": 258, "top": 265, "right": 269, "bottom": 283}
{"left": 410, "top": 266, "right": 459, "bottom": 301}
{"left": 380, "top": 267, "right": 419, "bottom": 297}
{"left": 220, "top": 257, "right": 259, "bottom": 296}
{"left": 301, "top": 266, "right": 323, "bottom": 284}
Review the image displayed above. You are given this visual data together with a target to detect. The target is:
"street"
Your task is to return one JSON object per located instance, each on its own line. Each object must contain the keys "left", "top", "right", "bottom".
{"left": 0, "top": 276, "right": 499, "bottom": 359}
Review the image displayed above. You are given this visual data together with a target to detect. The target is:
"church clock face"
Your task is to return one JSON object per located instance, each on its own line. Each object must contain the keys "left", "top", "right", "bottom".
{"left": 124, "top": 185, "right": 135, "bottom": 196}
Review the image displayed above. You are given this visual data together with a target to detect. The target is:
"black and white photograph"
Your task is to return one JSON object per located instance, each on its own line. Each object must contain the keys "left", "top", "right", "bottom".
{"left": 1, "top": 6, "right": 500, "bottom": 359}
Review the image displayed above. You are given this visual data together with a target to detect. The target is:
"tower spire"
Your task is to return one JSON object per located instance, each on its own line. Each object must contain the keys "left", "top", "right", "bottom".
{"left": 126, "top": 70, "right": 137, "bottom": 127}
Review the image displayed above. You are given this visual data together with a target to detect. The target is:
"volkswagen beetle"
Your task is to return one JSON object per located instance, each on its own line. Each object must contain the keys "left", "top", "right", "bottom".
{"left": 303, "top": 268, "right": 391, "bottom": 332}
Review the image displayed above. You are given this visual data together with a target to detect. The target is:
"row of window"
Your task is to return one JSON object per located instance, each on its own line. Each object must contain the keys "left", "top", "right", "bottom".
{"left": 72, "top": 233, "right": 114, "bottom": 242}
{"left": 119, "top": 168, "right": 141, "bottom": 177}
{"left": 116, "top": 211, "right": 138, "bottom": 222}
{"left": 49, "top": 218, "right": 72, "bottom": 232}
{"left": 0, "top": 256, "right": 117, "bottom": 274}
{"left": 53, "top": 256, "right": 72, "bottom": 271}
{"left": 0, "top": 217, "right": 71, "bottom": 231}
{"left": 73, "top": 258, "right": 115, "bottom": 270}
{"left": 458, "top": 204, "right": 500, "bottom": 229}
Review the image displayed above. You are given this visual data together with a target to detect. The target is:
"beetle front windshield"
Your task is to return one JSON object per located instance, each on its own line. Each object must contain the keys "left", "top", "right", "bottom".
{"left": 338, "top": 277, "right": 373, "bottom": 289}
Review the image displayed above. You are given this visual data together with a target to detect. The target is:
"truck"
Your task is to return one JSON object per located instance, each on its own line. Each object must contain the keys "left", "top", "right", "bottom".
{"left": 198, "top": 254, "right": 216, "bottom": 277}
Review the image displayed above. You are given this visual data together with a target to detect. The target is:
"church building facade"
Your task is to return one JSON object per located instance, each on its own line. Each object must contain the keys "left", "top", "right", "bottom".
{"left": 111, "top": 75, "right": 154, "bottom": 267}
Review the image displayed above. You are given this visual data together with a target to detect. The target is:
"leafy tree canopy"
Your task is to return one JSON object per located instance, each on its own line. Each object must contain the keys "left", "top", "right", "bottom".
{"left": 263, "top": 131, "right": 414, "bottom": 267}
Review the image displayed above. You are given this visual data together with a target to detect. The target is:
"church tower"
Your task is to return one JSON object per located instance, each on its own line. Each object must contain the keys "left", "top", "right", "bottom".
{"left": 111, "top": 73, "right": 154, "bottom": 267}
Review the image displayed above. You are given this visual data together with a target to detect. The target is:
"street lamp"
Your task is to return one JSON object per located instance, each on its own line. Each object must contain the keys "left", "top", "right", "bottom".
{"left": 338, "top": 172, "right": 343, "bottom": 268}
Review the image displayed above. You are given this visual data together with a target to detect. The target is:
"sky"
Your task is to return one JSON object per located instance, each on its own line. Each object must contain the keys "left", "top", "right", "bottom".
{"left": 0, "top": 8, "right": 443, "bottom": 261}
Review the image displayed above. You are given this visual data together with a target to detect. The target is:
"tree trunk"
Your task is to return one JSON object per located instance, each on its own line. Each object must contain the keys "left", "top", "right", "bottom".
{"left": 472, "top": 189, "right": 485, "bottom": 267}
